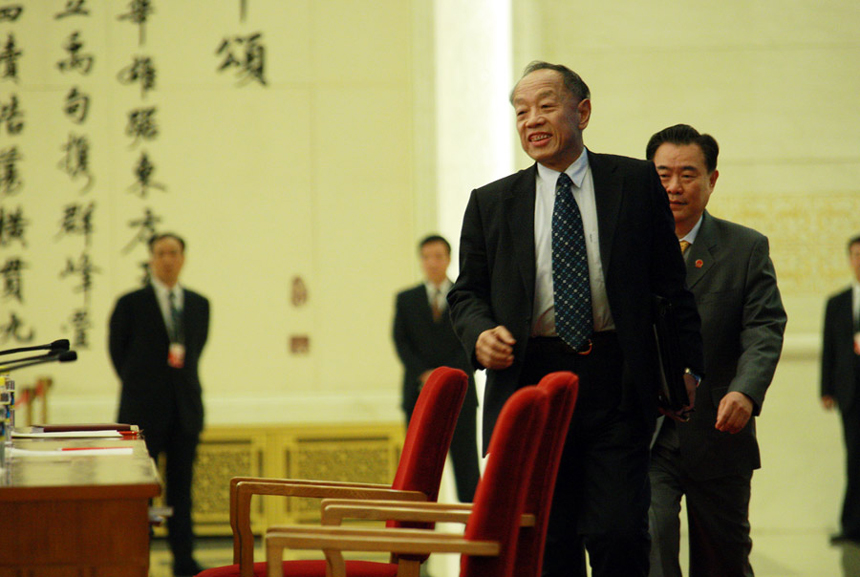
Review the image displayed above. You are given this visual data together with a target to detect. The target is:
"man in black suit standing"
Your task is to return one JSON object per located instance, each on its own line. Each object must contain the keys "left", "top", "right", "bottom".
{"left": 109, "top": 233, "right": 210, "bottom": 577}
{"left": 645, "top": 125, "right": 787, "bottom": 577}
{"left": 822, "top": 234, "right": 860, "bottom": 546}
{"left": 393, "top": 234, "right": 480, "bottom": 502}
{"left": 447, "top": 61, "right": 704, "bottom": 577}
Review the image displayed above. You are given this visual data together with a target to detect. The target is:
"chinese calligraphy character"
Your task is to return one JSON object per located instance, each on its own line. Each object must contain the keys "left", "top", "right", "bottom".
{"left": 117, "top": 56, "right": 156, "bottom": 98}
{"left": 128, "top": 152, "right": 165, "bottom": 198}
{"left": 58, "top": 133, "right": 94, "bottom": 193}
{"left": 67, "top": 308, "right": 91, "bottom": 348}
{"left": 0, "top": 146, "right": 23, "bottom": 197}
{"left": 122, "top": 207, "right": 162, "bottom": 254}
{"left": 125, "top": 107, "right": 158, "bottom": 145}
{"left": 63, "top": 87, "right": 90, "bottom": 124}
{"left": 0, "top": 94, "right": 24, "bottom": 135}
{"left": 138, "top": 260, "right": 151, "bottom": 284}
{"left": 0, "top": 5, "right": 23, "bottom": 23}
{"left": 55, "top": 0, "right": 89, "bottom": 19}
{"left": 216, "top": 32, "right": 267, "bottom": 86}
{"left": 56, "top": 31, "right": 94, "bottom": 75}
{"left": 0, "top": 34, "right": 22, "bottom": 82}
{"left": 0, "top": 206, "right": 28, "bottom": 247}
{"left": 0, "top": 312, "right": 34, "bottom": 344}
{"left": 0, "top": 257, "right": 26, "bottom": 302}
{"left": 57, "top": 201, "right": 95, "bottom": 245}
{"left": 117, "top": 0, "right": 154, "bottom": 46}
{"left": 60, "top": 252, "right": 100, "bottom": 300}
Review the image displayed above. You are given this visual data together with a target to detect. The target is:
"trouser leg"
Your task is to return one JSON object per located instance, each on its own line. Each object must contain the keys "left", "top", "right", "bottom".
{"left": 448, "top": 394, "right": 480, "bottom": 502}
{"left": 685, "top": 470, "right": 754, "bottom": 577}
{"left": 165, "top": 428, "right": 200, "bottom": 563}
{"left": 842, "top": 404, "right": 860, "bottom": 538}
{"left": 648, "top": 444, "right": 684, "bottom": 577}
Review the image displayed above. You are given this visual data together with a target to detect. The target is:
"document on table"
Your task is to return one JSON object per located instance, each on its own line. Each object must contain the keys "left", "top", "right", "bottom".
{"left": 9, "top": 447, "right": 134, "bottom": 457}
{"left": 11, "top": 430, "right": 123, "bottom": 439}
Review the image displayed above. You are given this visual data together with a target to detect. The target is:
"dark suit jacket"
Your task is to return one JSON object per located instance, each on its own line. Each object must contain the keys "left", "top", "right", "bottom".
{"left": 675, "top": 211, "right": 786, "bottom": 480}
{"left": 109, "top": 284, "right": 210, "bottom": 438}
{"left": 822, "top": 286, "right": 858, "bottom": 411}
{"left": 448, "top": 151, "right": 704, "bottom": 449}
{"left": 393, "top": 283, "right": 478, "bottom": 415}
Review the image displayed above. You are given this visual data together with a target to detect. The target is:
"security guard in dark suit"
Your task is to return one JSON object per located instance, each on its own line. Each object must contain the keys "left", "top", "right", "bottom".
{"left": 109, "top": 233, "right": 210, "bottom": 577}
{"left": 393, "top": 234, "right": 479, "bottom": 502}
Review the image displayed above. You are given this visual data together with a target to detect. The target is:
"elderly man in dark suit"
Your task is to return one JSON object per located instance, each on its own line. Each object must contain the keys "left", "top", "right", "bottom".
{"left": 109, "top": 232, "right": 210, "bottom": 577}
{"left": 448, "top": 61, "right": 704, "bottom": 577}
{"left": 393, "top": 234, "right": 480, "bottom": 503}
{"left": 822, "top": 234, "right": 860, "bottom": 546}
{"left": 645, "top": 125, "right": 787, "bottom": 577}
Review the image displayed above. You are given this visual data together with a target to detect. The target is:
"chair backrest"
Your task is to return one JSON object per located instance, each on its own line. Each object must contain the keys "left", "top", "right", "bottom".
{"left": 389, "top": 366, "right": 468, "bottom": 528}
{"left": 514, "top": 371, "right": 579, "bottom": 577}
{"left": 461, "top": 386, "right": 549, "bottom": 577}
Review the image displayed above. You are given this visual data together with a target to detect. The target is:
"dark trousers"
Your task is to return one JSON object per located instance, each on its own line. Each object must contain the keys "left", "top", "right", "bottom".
{"left": 448, "top": 395, "right": 480, "bottom": 502}
{"left": 649, "top": 439, "right": 753, "bottom": 577}
{"left": 841, "top": 400, "right": 860, "bottom": 539}
{"left": 522, "top": 334, "right": 652, "bottom": 577}
{"left": 144, "top": 403, "right": 200, "bottom": 564}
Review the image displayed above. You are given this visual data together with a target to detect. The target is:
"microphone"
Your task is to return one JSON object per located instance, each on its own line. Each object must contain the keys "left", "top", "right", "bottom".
{"left": 0, "top": 351, "right": 77, "bottom": 372}
{"left": 0, "top": 339, "right": 70, "bottom": 357}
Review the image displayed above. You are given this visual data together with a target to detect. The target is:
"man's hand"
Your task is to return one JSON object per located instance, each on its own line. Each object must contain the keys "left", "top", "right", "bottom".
{"left": 660, "top": 372, "right": 699, "bottom": 422}
{"left": 715, "top": 391, "right": 753, "bottom": 433}
{"left": 822, "top": 395, "right": 837, "bottom": 411}
{"left": 476, "top": 326, "right": 516, "bottom": 370}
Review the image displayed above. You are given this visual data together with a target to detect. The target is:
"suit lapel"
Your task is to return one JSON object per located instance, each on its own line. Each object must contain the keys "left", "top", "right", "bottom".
{"left": 686, "top": 211, "right": 716, "bottom": 290}
{"left": 412, "top": 284, "right": 435, "bottom": 324}
{"left": 838, "top": 289, "right": 855, "bottom": 339}
{"left": 144, "top": 284, "right": 170, "bottom": 340}
{"left": 588, "top": 151, "right": 622, "bottom": 275}
{"left": 505, "top": 165, "right": 538, "bottom": 305}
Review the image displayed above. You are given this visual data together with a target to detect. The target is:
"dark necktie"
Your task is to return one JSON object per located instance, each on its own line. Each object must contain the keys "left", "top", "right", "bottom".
{"left": 168, "top": 290, "right": 182, "bottom": 343}
{"left": 552, "top": 172, "right": 592, "bottom": 350}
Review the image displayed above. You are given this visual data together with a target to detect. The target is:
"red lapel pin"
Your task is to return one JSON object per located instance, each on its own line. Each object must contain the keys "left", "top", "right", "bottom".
{"left": 695, "top": 259, "right": 704, "bottom": 268}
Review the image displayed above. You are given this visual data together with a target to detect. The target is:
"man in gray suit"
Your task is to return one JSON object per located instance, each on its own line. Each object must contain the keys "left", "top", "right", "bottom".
{"left": 645, "top": 124, "right": 787, "bottom": 577}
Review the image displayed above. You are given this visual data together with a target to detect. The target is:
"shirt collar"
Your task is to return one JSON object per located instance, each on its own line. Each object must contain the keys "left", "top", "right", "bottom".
{"left": 425, "top": 278, "right": 452, "bottom": 294}
{"left": 680, "top": 213, "right": 705, "bottom": 245}
{"left": 536, "top": 148, "right": 590, "bottom": 189}
{"left": 151, "top": 276, "right": 181, "bottom": 299}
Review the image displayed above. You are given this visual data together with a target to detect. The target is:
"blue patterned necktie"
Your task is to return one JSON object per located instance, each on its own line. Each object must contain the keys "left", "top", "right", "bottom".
{"left": 552, "top": 172, "right": 592, "bottom": 350}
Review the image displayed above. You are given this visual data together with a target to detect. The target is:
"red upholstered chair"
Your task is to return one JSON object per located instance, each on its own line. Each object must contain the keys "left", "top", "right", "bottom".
{"left": 263, "top": 385, "right": 551, "bottom": 577}
{"left": 197, "top": 366, "right": 469, "bottom": 577}
{"left": 316, "top": 371, "right": 579, "bottom": 577}
{"left": 512, "top": 371, "right": 578, "bottom": 577}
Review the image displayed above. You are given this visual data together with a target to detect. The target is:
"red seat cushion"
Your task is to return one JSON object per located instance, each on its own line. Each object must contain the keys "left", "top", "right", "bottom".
{"left": 197, "top": 559, "right": 398, "bottom": 577}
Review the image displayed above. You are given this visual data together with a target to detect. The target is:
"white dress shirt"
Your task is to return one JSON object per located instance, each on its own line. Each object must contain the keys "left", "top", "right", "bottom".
{"left": 678, "top": 214, "right": 705, "bottom": 261}
{"left": 532, "top": 150, "right": 614, "bottom": 337}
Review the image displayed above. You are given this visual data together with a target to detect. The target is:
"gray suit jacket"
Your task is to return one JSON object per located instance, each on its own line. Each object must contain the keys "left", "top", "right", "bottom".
{"left": 675, "top": 211, "right": 786, "bottom": 480}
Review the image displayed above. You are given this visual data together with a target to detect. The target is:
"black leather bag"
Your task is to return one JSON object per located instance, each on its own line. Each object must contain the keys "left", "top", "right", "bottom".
{"left": 652, "top": 294, "right": 689, "bottom": 412}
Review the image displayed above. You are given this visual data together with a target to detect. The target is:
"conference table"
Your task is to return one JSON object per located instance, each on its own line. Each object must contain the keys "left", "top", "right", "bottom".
{"left": 0, "top": 434, "right": 161, "bottom": 576}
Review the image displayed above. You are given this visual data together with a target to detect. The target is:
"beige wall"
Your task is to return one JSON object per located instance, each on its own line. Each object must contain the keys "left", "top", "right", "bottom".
{"left": 509, "top": 0, "right": 860, "bottom": 532}
{"left": 4, "top": 1, "right": 430, "bottom": 424}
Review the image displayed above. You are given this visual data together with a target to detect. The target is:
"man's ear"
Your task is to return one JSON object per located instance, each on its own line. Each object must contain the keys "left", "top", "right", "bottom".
{"left": 577, "top": 98, "right": 591, "bottom": 130}
{"left": 709, "top": 169, "right": 719, "bottom": 189}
